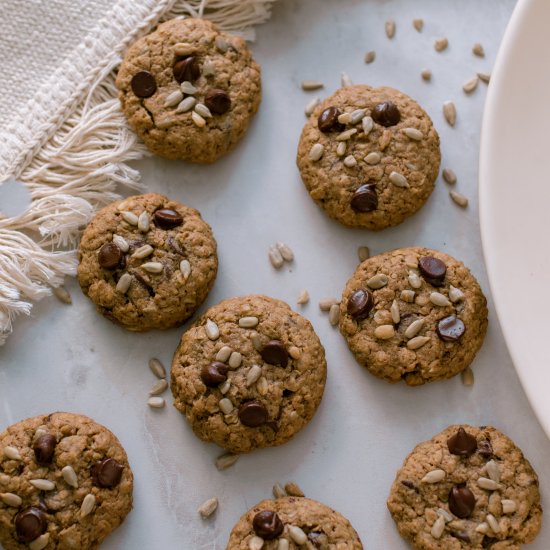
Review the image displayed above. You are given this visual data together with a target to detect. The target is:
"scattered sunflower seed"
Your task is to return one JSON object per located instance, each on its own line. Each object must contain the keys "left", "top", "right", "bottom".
{"left": 297, "top": 289, "right": 310, "bottom": 305}
{"left": 461, "top": 366, "right": 474, "bottom": 386}
{"left": 350, "top": 109, "right": 366, "bottom": 124}
{"left": 246, "top": 365, "right": 263, "bottom": 387}
{"left": 400, "top": 289, "right": 416, "bottom": 302}
{"left": 309, "top": 143, "right": 324, "bottom": 161}
{"left": 191, "top": 111, "right": 206, "bottom": 128}
{"left": 3, "top": 446, "right": 21, "bottom": 461}
{"left": 305, "top": 97, "right": 320, "bottom": 117}
{"left": 338, "top": 112, "right": 352, "bottom": 125}
{"left": 288, "top": 525, "right": 308, "bottom": 544}
{"left": 268, "top": 245, "right": 285, "bottom": 269}
{"left": 341, "top": 72, "right": 353, "bottom": 87}
{"left": 176, "top": 96, "right": 196, "bottom": 113}
{"left": 257, "top": 376, "right": 268, "bottom": 396}
{"left": 431, "top": 515, "right": 445, "bottom": 539}
{"left": 301, "top": 80, "right": 324, "bottom": 91}
{"left": 390, "top": 300, "right": 400, "bottom": 324}
{"left": 206, "top": 319, "right": 220, "bottom": 340}
{"left": 407, "top": 336, "right": 431, "bottom": 350}
{"left": 434, "top": 37, "right": 449, "bottom": 52}
{"left": 358, "top": 246, "right": 370, "bottom": 262}
{"left": 148, "top": 358, "right": 166, "bottom": 379}
{"left": 319, "top": 298, "right": 339, "bottom": 312}
{"left": 389, "top": 171, "right": 409, "bottom": 188}
{"left": 486, "top": 514, "right": 501, "bottom": 533}
{"left": 403, "top": 127, "right": 423, "bottom": 141}
{"left": 0, "top": 492, "right": 22, "bottom": 507}
{"left": 374, "top": 325, "right": 395, "bottom": 340}
{"left": 248, "top": 536, "right": 264, "bottom": 550}
{"left": 408, "top": 271, "right": 422, "bottom": 289}
{"left": 404, "top": 319, "right": 425, "bottom": 339}
{"left": 30, "top": 479, "right": 55, "bottom": 491}
{"left": 180, "top": 81, "right": 198, "bottom": 95}
{"left": 437, "top": 508, "right": 453, "bottom": 523}
{"left": 421, "top": 68, "right": 432, "bottom": 82}
{"left": 449, "top": 286, "right": 464, "bottom": 303}
{"left": 179, "top": 259, "right": 191, "bottom": 281}
{"left": 228, "top": 351, "right": 243, "bottom": 369}
{"left": 113, "top": 234, "right": 129, "bottom": 252}
{"left": 52, "top": 285, "right": 72, "bottom": 305}
{"left": 442, "top": 168, "right": 457, "bottom": 185}
{"left": 430, "top": 292, "right": 452, "bottom": 307}
{"left": 450, "top": 190, "right": 468, "bottom": 208}
{"left": 472, "top": 43, "right": 485, "bottom": 57}
{"left": 421, "top": 469, "right": 446, "bottom": 483}
{"left": 336, "top": 128, "right": 358, "bottom": 141}
{"left": 328, "top": 304, "right": 340, "bottom": 326}
{"left": 413, "top": 19, "right": 424, "bottom": 32}
{"left": 443, "top": 101, "right": 457, "bottom": 127}
{"left": 276, "top": 242, "right": 294, "bottom": 262}
{"left": 219, "top": 380, "right": 231, "bottom": 394}
{"left": 141, "top": 262, "right": 163, "bottom": 274}
{"left": 502, "top": 499, "right": 517, "bottom": 514}
{"left": 155, "top": 116, "right": 177, "bottom": 129}
{"left": 273, "top": 483, "right": 287, "bottom": 499}
{"left": 289, "top": 346, "right": 301, "bottom": 360}
{"left": 463, "top": 76, "right": 479, "bottom": 94}
{"left": 477, "top": 477, "right": 500, "bottom": 491}
{"left": 364, "top": 152, "right": 381, "bottom": 165}
{"left": 219, "top": 398, "right": 234, "bottom": 415}
{"left": 195, "top": 103, "right": 213, "bottom": 119}
{"left": 367, "top": 273, "right": 389, "bottom": 289}
{"left": 362, "top": 116, "right": 374, "bottom": 135}
{"left": 250, "top": 332, "right": 262, "bottom": 351}
{"left": 343, "top": 155, "right": 357, "bottom": 168}
{"left": 164, "top": 90, "right": 184, "bottom": 108}
{"left": 61, "top": 465, "right": 79, "bottom": 488}
{"left": 486, "top": 460, "right": 501, "bottom": 483}
{"left": 476, "top": 522, "right": 490, "bottom": 534}
{"left": 198, "top": 497, "right": 218, "bottom": 519}
{"left": 215, "top": 36, "right": 229, "bottom": 53}
{"left": 80, "top": 494, "right": 96, "bottom": 518}
{"left": 239, "top": 316, "right": 259, "bottom": 329}
{"left": 385, "top": 19, "right": 396, "bottom": 39}
{"left": 121, "top": 211, "right": 138, "bottom": 225}
{"left": 364, "top": 50, "right": 376, "bottom": 64}
{"left": 284, "top": 482, "right": 305, "bottom": 497}
{"left": 29, "top": 534, "right": 50, "bottom": 550}
{"left": 132, "top": 244, "right": 154, "bottom": 259}
{"left": 116, "top": 273, "right": 132, "bottom": 294}
{"left": 147, "top": 397, "right": 165, "bottom": 409}
{"left": 278, "top": 539, "right": 290, "bottom": 550}
{"left": 478, "top": 72, "right": 491, "bottom": 84}
{"left": 173, "top": 43, "right": 196, "bottom": 56}
{"left": 149, "top": 379, "right": 168, "bottom": 396}
{"left": 336, "top": 141, "right": 347, "bottom": 157}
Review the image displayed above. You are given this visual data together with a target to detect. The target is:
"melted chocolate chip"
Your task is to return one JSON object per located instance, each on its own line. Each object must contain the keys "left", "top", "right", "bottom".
{"left": 449, "top": 485, "right": 476, "bottom": 518}
{"left": 318, "top": 106, "right": 345, "bottom": 133}
{"left": 201, "top": 362, "right": 229, "bottom": 387}
{"left": 33, "top": 434, "right": 57, "bottom": 464}
{"left": 260, "top": 340, "right": 288, "bottom": 367}
{"left": 418, "top": 256, "right": 447, "bottom": 286}
{"left": 238, "top": 400, "right": 268, "bottom": 427}
{"left": 447, "top": 427, "right": 478, "bottom": 456}
{"left": 173, "top": 56, "right": 200, "bottom": 83}
{"left": 350, "top": 184, "right": 378, "bottom": 213}
{"left": 347, "top": 289, "right": 374, "bottom": 319}
{"left": 167, "top": 236, "right": 186, "bottom": 256}
{"left": 98, "top": 242, "right": 123, "bottom": 270}
{"left": 204, "top": 88, "right": 231, "bottom": 114}
{"left": 131, "top": 71, "right": 157, "bottom": 98}
{"left": 371, "top": 101, "right": 401, "bottom": 127}
{"left": 14, "top": 507, "right": 47, "bottom": 543}
{"left": 452, "top": 531, "right": 471, "bottom": 543}
{"left": 252, "top": 510, "right": 284, "bottom": 539}
{"left": 308, "top": 532, "right": 329, "bottom": 548}
{"left": 401, "top": 479, "right": 417, "bottom": 490}
{"left": 437, "top": 316, "right": 466, "bottom": 342}
{"left": 477, "top": 439, "right": 493, "bottom": 458}
{"left": 91, "top": 458, "right": 124, "bottom": 488}
{"left": 154, "top": 209, "right": 183, "bottom": 230}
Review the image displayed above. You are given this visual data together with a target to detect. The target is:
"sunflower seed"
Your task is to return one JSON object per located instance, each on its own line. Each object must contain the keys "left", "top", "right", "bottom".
{"left": 113, "top": 234, "right": 130, "bottom": 252}
{"left": 357, "top": 246, "right": 370, "bottom": 262}
{"left": 149, "top": 379, "right": 168, "bottom": 396}
{"left": 121, "top": 211, "right": 138, "bottom": 225}
{"left": 289, "top": 346, "right": 301, "bottom": 360}
{"left": 338, "top": 112, "right": 352, "bottom": 125}
{"left": 215, "top": 452, "right": 239, "bottom": 471}
{"left": 239, "top": 315, "right": 259, "bottom": 328}
{"left": 437, "top": 508, "right": 453, "bottom": 523}
{"left": 176, "top": 259, "right": 191, "bottom": 281}
{"left": 219, "top": 398, "right": 234, "bottom": 415}
{"left": 288, "top": 525, "right": 308, "bottom": 544}
{"left": 195, "top": 103, "right": 213, "bottom": 118}
{"left": 246, "top": 365, "right": 263, "bottom": 386}
{"left": 442, "top": 168, "right": 457, "bottom": 185}
{"left": 362, "top": 116, "right": 374, "bottom": 135}
{"left": 164, "top": 90, "right": 184, "bottom": 108}
{"left": 448, "top": 285, "right": 464, "bottom": 303}
{"left": 463, "top": 76, "right": 479, "bottom": 94}
{"left": 422, "top": 469, "right": 446, "bottom": 483}
{"left": 117, "top": 199, "right": 131, "bottom": 211}
{"left": 268, "top": 246, "right": 284, "bottom": 269}
{"left": 430, "top": 292, "right": 451, "bottom": 307}
{"left": 401, "top": 289, "right": 416, "bottom": 302}
{"left": 329, "top": 304, "right": 340, "bottom": 326}
{"left": 301, "top": 80, "right": 324, "bottom": 91}
{"left": 405, "top": 319, "right": 425, "bottom": 339}
{"left": 228, "top": 351, "right": 242, "bottom": 369}
{"left": 29, "top": 534, "right": 50, "bottom": 550}
{"left": 390, "top": 300, "right": 401, "bottom": 324}
{"left": 0, "top": 492, "right": 22, "bottom": 507}
{"left": 350, "top": 109, "right": 366, "bottom": 124}
{"left": 477, "top": 477, "right": 500, "bottom": 491}
{"left": 403, "top": 127, "right": 423, "bottom": 141}
{"left": 319, "top": 298, "right": 339, "bottom": 311}
{"left": 219, "top": 380, "right": 231, "bottom": 394}
{"left": 421, "top": 68, "right": 432, "bottom": 82}
{"left": 148, "top": 358, "right": 166, "bottom": 379}
{"left": 176, "top": 96, "right": 196, "bottom": 113}
{"left": 305, "top": 97, "right": 320, "bottom": 116}
{"left": 205, "top": 320, "right": 219, "bottom": 340}
{"left": 502, "top": 499, "right": 517, "bottom": 514}
{"left": 461, "top": 366, "right": 474, "bottom": 386}
{"left": 472, "top": 43, "right": 485, "bottom": 57}
{"left": 80, "top": 493, "right": 96, "bottom": 517}
{"left": 336, "top": 128, "right": 357, "bottom": 141}
{"left": 198, "top": 497, "right": 218, "bottom": 519}
{"left": 367, "top": 273, "right": 389, "bottom": 289}
{"left": 443, "top": 101, "right": 457, "bottom": 126}
{"left": 478, "top": 72, "right": 491, "bottom": 84}
{"left": 486, "top": 514, "right": 501, "bottom": 533}
{"left": 364, "top": 152, "right": 381, "bottom": 165}
{"left": 476, "top": 522, "right": 489, "bottom": 534}
{"left": 249, "top": 536, "right": 264, "bottom": 550}
{"left": 61, "top": 465, "right": 79, "bottom": 488}
{"left": 115, "top": 273, "right": 132, "bottom": 294}
{"left": 336, "top": 142, "right": 347, "bottom": 157}
{"left": 215, "top": 36, "right": 229, "bottom": 52}
{"left": 33, "top": 428, "right": 48, "bottom": 442}
{"left": 30, "top": 479, "right": 55, "bottom": 491}
{"left": 141, "top": 262, "right": 163, "bottom": 274}
{"left": 416, "top": 295, "right": 430, "bottom": 307}
{"left": 297, "top": 289, "right": 310, "bottom": 305}
{"left": 341, "top": 72, "right": 353, "bottom": 87}
{"left": 385, "top": 19, "right": 396, "bottom": 39}
{"left": 173, "top": 43, "right": 196, "bottom": 56}
{"left": 379, "top": 130, "right": 392, "bottom": 150}
{"left": 180, "top": 81, "right": 198, "bottom": 95}
{"left": 276, "top": 242, "right": 294, "bottom": 262}
{"left": 434, "top": 37, "right": 449, "bottom": 52}
{"left": 408, "top": 271, "right": 422, "bottom": 289}
{"left": 450, "top": 191, "right": 468, "bottom": 208}
{"left": 343, "top": 155, "right": 357, "bottom": 168}
{"left": 132, "top": 244, "right": 154, "bottom": 259}
{"left": 431, "top": 514, "right": 446, "bottom": 539}
{"left": 251, "top": 332, "right": 262, "bottom": 351}
{"left": 192, "top": 111, "right": 206, "bottom": 128}
{"left": 407, "top": 336, "right": 431, "bottom": 350}
{"left": 273, "top": 483, "right": 287, "bottom": 498}
{"left": 413, "top": 18, "right": 424, "bottom": 32}
{"left": 309, "top": 143, "right": 324, "bottom": 161}
{"left": 147, "top": 397, "right": 165, "bottom": 408}
{"left": 3, "top": 446, "right": 21, "bottom": 460}
{"left": 155, "top": 116, "right": 177, "bottom": 129}
{"left": 257, "top": 376, "right": 268, "bottom": 396}
{"left": 374, "top": 325, "right": 395, "bottom": 340}
{"left": 364, "top": 50, "right": 376, "bottom": 64}
{"left": 389, "top": 171, "right": 409, "bottom": 188}
{"left": 53, "top": 285, "right": 72, "bottom": 305}
{"left": 278, "top": 541, "right": 289, "bottom": 550}
{"left": 284, "top": 482, "right": 305, "bottom": 497}
{"left": 486, "top": 460, "right": 501, "bottom": 483}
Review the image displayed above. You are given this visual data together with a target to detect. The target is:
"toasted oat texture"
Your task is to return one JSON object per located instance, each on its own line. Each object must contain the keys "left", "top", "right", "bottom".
{"left": 226, "top": 496, "right": 363, "bottom": 549}
{"left": 297, "top": 84, "right": 440, "bottom": 229}
{"left": 77, "top": 193, "right": 217, "bottom": 331}
{"left": 387, "top": 425, "right": 542, "bottom": 549}
{"left": 0, "top": 412, "right": 133, "bottom": 550}
{"left": 339, "top": 247, "right": 487, "bottom": 385}
{"left": 171, "top": 295, "right": 327, "bottom": 454}
{"left": 116, "top": 18, "right": 261, "bottom": 163}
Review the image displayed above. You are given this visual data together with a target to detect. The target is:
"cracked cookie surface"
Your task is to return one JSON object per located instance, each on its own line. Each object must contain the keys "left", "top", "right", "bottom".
{"left": 77, "top": 192, "right": 218, "bottom": 331}
{"left": 170, "top": 295, "right": 327, "bottom": 454}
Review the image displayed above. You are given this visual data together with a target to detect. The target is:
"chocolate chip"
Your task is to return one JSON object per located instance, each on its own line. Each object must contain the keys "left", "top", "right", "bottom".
{"left": 252, "top": 510, "right": 284, "bottom": 539}
{"left": 131, "top": 71, "right": 157, "bottom": 98}
{"left": 477, "top": 439, "right": 493, "bottom": 458}
{"left": 173, "top": 56, "right": 200, "bottom": 83}
{"left": 204, "top": 88, "right": 231, "bottom": 114}
{"left": 318, "top": 106, "right": 345, "bottom": 133}
{"left": 33, "top": 434, "right": 56, "bottom": 464}
{"left": 448, "top": 484, "right": 476, "bottom": 518}
{"left": 260, "top": 340, "right": 289, "bottom": 367}
{"left": 98, "top": 242, "right": 123, "bottom": 269}
{"left": 91, "top": 458, "right": 124, "bottom": 488}
{"left": 418, "top": 256, "right": 447, "bottom": 286}
{"left": 308, "top": 532, "right": 329, "bottom": 548}
{"left": 401, "top": 479, "right": 417, "bottom": 490}
{"left": 201, "top": 362, "right": 229, "bottom": 387}
{"left": 447, "top": 427, "right": 477, "bottom": 456}
{"left": 347, "top": 289, "right": 374, "bottom": 320}
{"left": 452, "top": 531, "right": 471, "bottom": 543}
{"left": 153, "top": 209, "right": 183, "bottom": 229}
{"left": 14, "top": 507, "right": 47, "bottom": 543}
{"left": 238, "top": 400, "right": 268, "bottom": 427}
{"left": 371, "top": 101, "right": 401, "bottom": 127}
{"left": 437, "top": 316, "right": 465, "bottom": 342}
{"left": 351, "top": 184, "right": 378, "bottom": 213}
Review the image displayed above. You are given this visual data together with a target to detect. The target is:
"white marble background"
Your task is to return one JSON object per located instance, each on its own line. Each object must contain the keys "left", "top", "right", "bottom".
{"left": 3, "top": 0, "right": 549, "bottom": 548}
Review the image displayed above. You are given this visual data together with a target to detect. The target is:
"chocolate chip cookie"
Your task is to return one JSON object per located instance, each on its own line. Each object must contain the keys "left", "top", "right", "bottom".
{"left": 0, "top": 412, "right": 133, "bottom": 550}
{"left": 297, "top": 85, "right": 441, "bottom": 229}
{"left": 170, "top": 295, "right": 327, "bottom": 454}
{"left": 387, "top": 425, "right": 542, "bottom": 549}
{"left": 77, "top": 192, "right": 218, "bottom": 331}
{"left": 116, "top": 18, "right": 261, "bottom": 163}
{"left": 339, "top": 247, "right": 488, "bottom": 385}
{"left": 226, "top": 496, "right": 363, "bottom": 549}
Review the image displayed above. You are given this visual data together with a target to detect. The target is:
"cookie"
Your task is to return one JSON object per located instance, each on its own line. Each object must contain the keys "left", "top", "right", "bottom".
{"left": 226, "top": 496, "right": 363, "bottom": 549}
{"left": 387, "top": 425, "right": 542, "bottom": 549}
{"left": 77, "top": 192, "right": 218, "bottom": 331}
{"left": 170, "top": 295, "right": 327, "bottom": 454}
{"left": 116, "top": 18, "right": 261, "bottom": 163}
{"left": 0, "top": 412, "right": 133, "bottom": 550}
{"left": 339, "top": 247, "right": 487, "bottom": 385}
{"left": 296, "top": 84, "right": 440, "bottom": 229}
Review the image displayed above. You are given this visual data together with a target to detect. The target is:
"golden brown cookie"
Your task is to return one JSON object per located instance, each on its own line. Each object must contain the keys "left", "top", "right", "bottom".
{"left": 297, "top": 85, "right": 440, "bottom": 229}
{"left": 116, "top": 18, "right": 261, "bottom": 163}
{"left": 170, "top": 295, "right": 327, "bottom": 454}
{"left": 77, "top": 193, "right": 218, "bottom": 331}
{"left": 0, "top": 412, "right": 133, "bottom": 550}
{"left": 387, "top": 425, "right": 542, "bottom": 549}
{"left": 339, "top": 247, "right": 488, "bottom": 385}
{"left": 226, "top": 496, "right": 363, "bottom": 549}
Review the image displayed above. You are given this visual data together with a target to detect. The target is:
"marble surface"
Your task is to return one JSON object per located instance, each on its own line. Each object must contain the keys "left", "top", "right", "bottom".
{"left": 3, "top": 0, "right": 549, "bottom": 548}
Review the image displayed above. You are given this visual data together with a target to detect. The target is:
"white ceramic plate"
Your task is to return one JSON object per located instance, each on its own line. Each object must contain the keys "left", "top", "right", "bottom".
{"left": 480, "top": 0, "right": 550, "bottom": 438}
